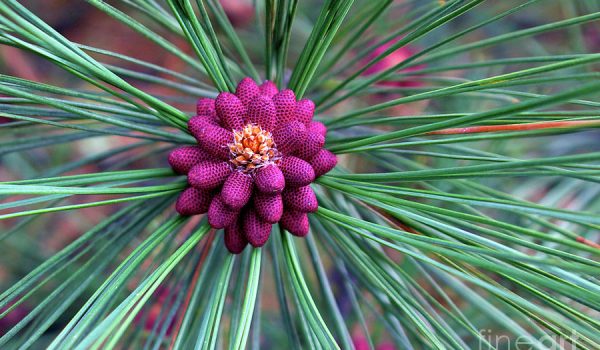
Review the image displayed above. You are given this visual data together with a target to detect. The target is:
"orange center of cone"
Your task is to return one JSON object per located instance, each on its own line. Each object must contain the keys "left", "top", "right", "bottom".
{"left": 229, "top": 123, "right": 280, "bottom": 172}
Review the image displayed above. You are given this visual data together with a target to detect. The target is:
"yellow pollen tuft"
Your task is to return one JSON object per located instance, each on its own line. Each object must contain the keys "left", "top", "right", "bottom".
{"left": 229, "top": 123, "right": 280, "bottom": 172}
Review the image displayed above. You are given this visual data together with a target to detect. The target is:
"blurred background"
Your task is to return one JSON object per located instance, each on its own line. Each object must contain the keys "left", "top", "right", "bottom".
{"left": 1, "top": 0, "right": 599, "bottom": 347}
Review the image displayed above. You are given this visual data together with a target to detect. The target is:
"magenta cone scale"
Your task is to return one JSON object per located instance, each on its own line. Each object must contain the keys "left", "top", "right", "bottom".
{"left": 254, "top": 192, "right": 283, "bottom": 223}
{"left": 280, "top": 210, "right": 309, "bottom": 237}
{"left": 310, "top": 149, "right": 337, "bottom": 177}
{"left": 224, "top": 221, "right": 248, "bottom": 254}
{"left": 308, "top": 121, "right": 327, "bottom": 137}
{"left": 282, "top": 186, "right": 318, "bottom": 213}
{"left": 259, "top": 80, "right": 278, "bottom": 98}
{"left": 295, "top": 131, "right": 325, "bottom": 160}
{"left": 188, "top": 161, "right": 230, "bottom": 189}
{"left": 216, "top": 92, "right": 246, "bottom": 130}
{"left": 168, "top": 77, "right": 337, "bottom": 253}
{"left": 273, "top": 121, "right": 307, "bottom": 154}
{"left": 235, "top": 77, "right": 260, "bottom": 107}
{"left": 243, "top": 208, "right": 272, "bottom": 247}
{"left": 295, "top": 99, "right": 315, "bottom": 125}
{"left": 208, "top": 195, "right": 238, "bottom": 229}
{"left": 188, "top": 118, "right": 231, "bottom": 159}
{"left": 221, "top": 172, "right": 253, "bottom": 209}
{"left": 254, "top": 165, "right": 285, "bottom": 193}
{"left": 280, "top": 156, "right": 315, "bottom": 187}
{"left": 247, "top": 95, "right": 277, "bottom": 129}
{"left": 272, "top": 89, "right": 297, "bottom": 125}
{"left": 175, "top": 187, "right": 213, "bottom": 216}
{"left": 168, "top": 146, "right": 210, "bottom": 174}
{"left": 196, "top": 97, "right": 216, "bottom": 118}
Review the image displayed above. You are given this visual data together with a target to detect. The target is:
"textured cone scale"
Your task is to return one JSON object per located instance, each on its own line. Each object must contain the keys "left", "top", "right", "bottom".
{"left": 196, "top": 98, "right": 217, "bottom": 119}
{"left": 272, "top": 89, "right": 297, "bottom": 126}
{"left": 310, "top": 149, "right": 337, "bottom": 177}
{"left": 282, "top": 185, "right": 318, "bottom": 213}
{"left": 208, "top": 195, "right": 238, "bottom": 229}
{"left": 216, "top": 92, "right": 246, "bottom": 130}
{"left": 243, "top": 209, "right": 273, "bottom": 247}
{"left": 188, "top": 161, "right": 231, "bottom": 190}
{"left": 254, "top": 192, "right": 283, "bottom": 223}
{"left": 224, "top": 221, "right": 248, "bottom": 254}
{"left": 176, "top": 187, "right": 212, "bottom": 216}
{"left": 280, "top": 156, "right": 315, "bottom": 188}
{"left": 235, "top": 77, "right": 260, "bottom": 107}
{"left": 188, "top": 116, "right": 218, "bottom": 138}
{"left": 221, "top": 172, "right": 253, "bottom": 209}
{"left": 280, "top": 210, "right": 310, "bottom": 237}
{"left": 168, "top": 77, "right": 336, "bottom": 253}
{"left": 308, "top": 121, "right": 327, "bottom": 137}
{"left": 296, "top": 99, "right": 315, "bottom": 125}
{"left": 295, "top": 131, "right": 325, "bottom": 160}
{"left": 254, "top": 165, "right": 285, "bottom": 193}
{"left": 273, "top": 121, "right": 307, "bottom": 154}
{"left": 259, "top": 80, "right": 278, "bottom": 98}
{"left": 188, "top": 117, "right": 231, "bottom": 160}
{"left": 247, "top": 94, "right": 277, "bottom": 130}
{"left": 169, "top": 146, "right": 210, "bottom": 174}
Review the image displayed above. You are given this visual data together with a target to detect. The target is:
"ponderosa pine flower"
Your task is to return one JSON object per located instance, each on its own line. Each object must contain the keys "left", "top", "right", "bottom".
{"left": 168, "top": 77, "right": 337, "bottom": 253}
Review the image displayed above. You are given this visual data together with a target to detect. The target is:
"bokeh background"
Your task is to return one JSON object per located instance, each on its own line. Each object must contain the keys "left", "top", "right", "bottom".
{"left": 1, "top": 0, "right": 599, "bottom": 348}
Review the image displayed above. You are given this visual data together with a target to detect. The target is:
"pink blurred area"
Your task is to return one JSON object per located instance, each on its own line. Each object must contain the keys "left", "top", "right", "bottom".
{"left": 363, "top": 38, "right": 425, "bottom": 88}
{"left": 0, "top": 303, "right": 31, "bottom": 335}
{"left": 220, "top": 0, "right": 255, "bottom": 27}
{"left": 353, "top": 334, "right": 397, "bottom": 350}
{"left": 359, "top": 38, "right": 428, "bottom": 116}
